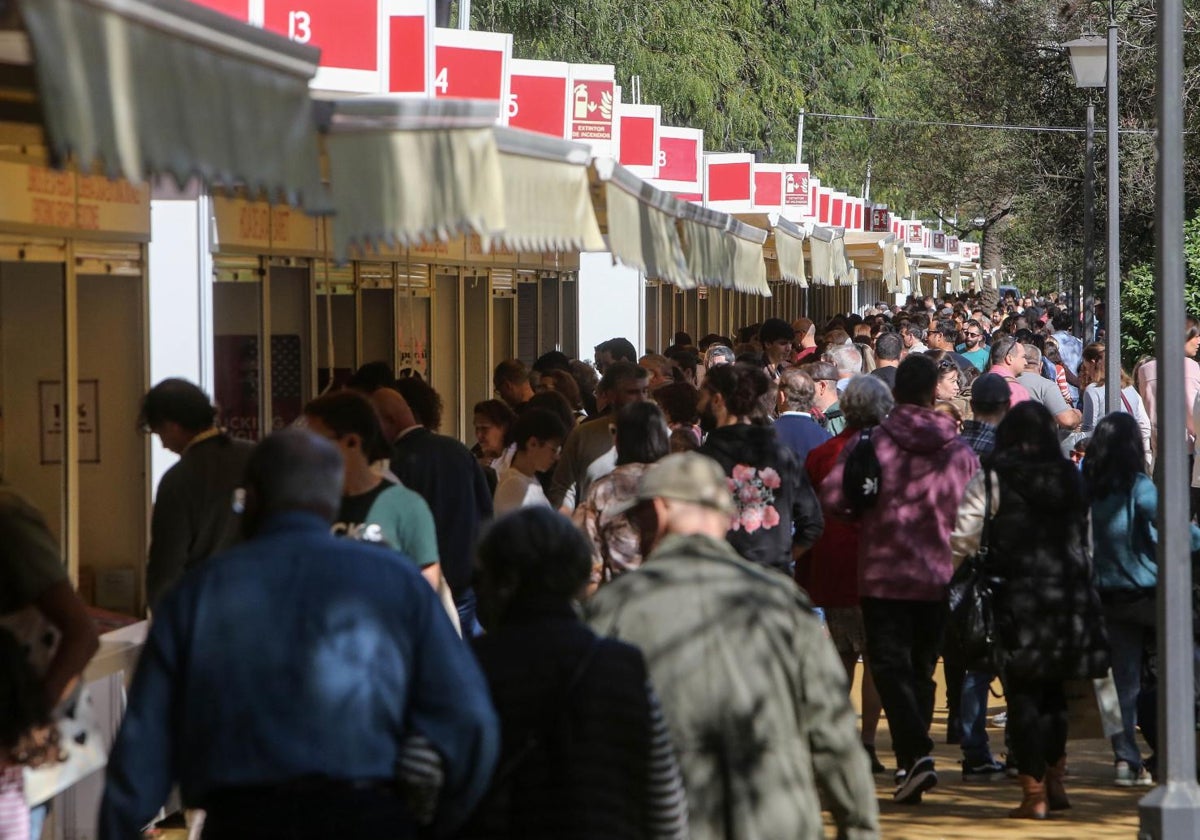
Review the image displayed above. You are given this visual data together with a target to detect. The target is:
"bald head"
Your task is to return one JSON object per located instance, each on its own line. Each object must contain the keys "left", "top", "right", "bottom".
{"left": 369, "top": 387, "right": 417, "bottom": 442}
{"left": 242, "top": 429, "right": 343, "bottom": 534}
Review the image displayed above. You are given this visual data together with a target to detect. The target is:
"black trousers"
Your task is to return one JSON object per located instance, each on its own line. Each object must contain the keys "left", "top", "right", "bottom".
{"left": 202, "top": 784, "right": 416, "bottom": 840}
{"left": 861, "top": 597, "right": 947, "bottom": 771}
{"left": 1003, "top": 677, "right": 1067, "bottom": 781}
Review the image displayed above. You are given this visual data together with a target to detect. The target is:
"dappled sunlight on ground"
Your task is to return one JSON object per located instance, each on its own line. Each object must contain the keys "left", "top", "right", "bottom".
{"left": 829, "top": 662, "right": 1145, "bottom": 839}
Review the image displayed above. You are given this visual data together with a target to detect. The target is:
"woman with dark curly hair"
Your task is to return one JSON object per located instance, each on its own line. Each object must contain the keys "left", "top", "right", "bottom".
{"left": 697, "top": 364, "right": 824, "bottom": 573}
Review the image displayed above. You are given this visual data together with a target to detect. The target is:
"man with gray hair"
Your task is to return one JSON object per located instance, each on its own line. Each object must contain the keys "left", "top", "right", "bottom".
{"left": 828, "top": 344, "right": 864, "bottom": 394}
{"left": 804, "top": 360, "right": 846, "bottom": 435}
{"left": 1017, "top": 342, "right": 1081, "bottom": 430}
{"left": 588, "top": 453, "right": 879, "bottom": 840}
{"left": 101, "top": 429, "right": 499, "bottom": 840}
{"left": 775, "top": 367, "right": 831, "bottom": 465}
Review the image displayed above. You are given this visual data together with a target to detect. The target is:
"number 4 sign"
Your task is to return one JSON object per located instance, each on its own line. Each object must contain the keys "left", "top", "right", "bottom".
{"left": 433, "top": 28, "right": 513, "bottom": 125}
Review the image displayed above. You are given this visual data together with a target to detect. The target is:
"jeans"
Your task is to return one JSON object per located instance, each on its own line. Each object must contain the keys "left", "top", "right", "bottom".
{"left": 1105, "top": 609, "right": 1151, "bottom": 767}
{"left": 29, "top": 804, "right": 47, "bottom": 840}
{"left": 961, "top": 670, "right": 997, "bottom": 764}
{"left": 1004, "top": 677, "right": 1067, "bottom": 781}
{"left": 454, "top": 587, "right": 484, "bottom": 638}
{"left": 861, "top": 597, "right": 947, "bottom": 770}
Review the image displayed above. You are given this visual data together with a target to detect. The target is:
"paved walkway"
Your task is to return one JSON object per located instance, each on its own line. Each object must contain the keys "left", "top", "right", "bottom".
{"left": 835, "top": 663, "right": 1145, "bottom": 839}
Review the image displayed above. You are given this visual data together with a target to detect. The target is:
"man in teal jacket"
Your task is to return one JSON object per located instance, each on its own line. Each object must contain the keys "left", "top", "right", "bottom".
{"left": 586, "top": 453, "right": 879, "bottom": 840}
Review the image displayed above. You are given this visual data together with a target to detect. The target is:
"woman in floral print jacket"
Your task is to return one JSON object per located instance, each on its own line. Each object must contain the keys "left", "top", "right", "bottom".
{"left": 697, "top": 364, "right": 824, "bottom": 574}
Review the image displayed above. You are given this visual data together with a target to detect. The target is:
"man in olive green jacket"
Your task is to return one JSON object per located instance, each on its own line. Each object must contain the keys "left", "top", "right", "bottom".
{"left": 586, "top": 453, "right": 879, "bottom": 840}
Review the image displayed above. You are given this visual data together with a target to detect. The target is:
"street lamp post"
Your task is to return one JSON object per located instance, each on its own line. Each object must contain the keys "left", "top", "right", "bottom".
{"left": 1139, "top": 0, "right": 1200, "bottom": 833}
{"left": 1104, "top": 2, "right": 1121, "bottom": 413}
{"left": 1065, "top": 35, "right": 1106, "bottom": 345}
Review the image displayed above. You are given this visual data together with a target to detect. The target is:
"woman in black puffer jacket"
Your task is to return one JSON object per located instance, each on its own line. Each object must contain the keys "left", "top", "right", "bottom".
{"left": 951, "top": 401, "right": 1109, "bottom": 820}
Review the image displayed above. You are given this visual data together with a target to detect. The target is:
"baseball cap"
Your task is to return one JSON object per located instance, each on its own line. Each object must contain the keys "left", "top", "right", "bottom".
{"left": 970, "top": 373, "right": 1011, "bottom": 407}
{"left": 611, "top": 452, "right": 736, "bottom": 517}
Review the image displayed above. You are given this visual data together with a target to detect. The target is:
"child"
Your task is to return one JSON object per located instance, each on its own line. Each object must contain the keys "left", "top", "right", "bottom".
{"left": 493, "top": 409, "right": 568, "bottom": 515}
{"left": 0, "top": 626, "right": 61, "bottom": 840}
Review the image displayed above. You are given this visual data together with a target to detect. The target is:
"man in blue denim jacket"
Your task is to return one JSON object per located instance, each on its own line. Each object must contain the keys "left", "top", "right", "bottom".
{"left": 100, "top": 429, "right": 498, "bottom": 840}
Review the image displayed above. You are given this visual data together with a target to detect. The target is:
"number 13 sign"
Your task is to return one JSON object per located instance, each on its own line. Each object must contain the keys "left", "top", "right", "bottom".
{"left": 263, "top": 0, "right": 382, "bottom": 92}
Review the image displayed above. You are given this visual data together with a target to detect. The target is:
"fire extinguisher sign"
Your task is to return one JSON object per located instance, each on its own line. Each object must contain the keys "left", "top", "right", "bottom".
{"left": 568, "top": 65, "right": 615, "bottom": 142}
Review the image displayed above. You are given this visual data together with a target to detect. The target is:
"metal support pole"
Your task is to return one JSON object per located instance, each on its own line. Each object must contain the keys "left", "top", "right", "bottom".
{"left": 1082, "top": 102, "right": 1096, "bottom": 342}
{"left": 796, "top": 109, "right": 805, "bottom": 165}
{"left": 1138, "top": 0, "right": 1200, "bottom": 831}
{"left": 457, "top": 0, "right": 471, "bottom": 29}
{"left": 1104, "top": 3, "right": 1121, "bottom": 414}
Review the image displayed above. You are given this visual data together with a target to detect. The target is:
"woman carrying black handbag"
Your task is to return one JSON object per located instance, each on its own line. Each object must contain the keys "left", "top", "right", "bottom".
{"left": 951, "top": 402, "right": 1110, "bottom": 820}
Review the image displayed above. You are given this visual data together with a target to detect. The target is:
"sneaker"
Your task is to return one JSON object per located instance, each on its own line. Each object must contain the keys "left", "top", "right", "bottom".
{"left": 991, "top": 712, "right": 1008, "bottom": 727}
{"left": 894, "top": 767, "right": 908, "bottom": 786}
{"left": 894, "top": 756, "right": 938, "bottom": 804}
{"left": 1115, "top": 761, "right": 1154, "bottom": 787}
{"left": 962, "top": 758, "right": 1007, "bottom": 782}
{"left": 864, "top": 744, "right": 887, "bottom": 774}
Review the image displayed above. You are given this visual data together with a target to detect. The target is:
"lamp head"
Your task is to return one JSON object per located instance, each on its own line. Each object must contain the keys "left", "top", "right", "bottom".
{"left": 1064, "top": 35, "right": 1108, "bottom": 88}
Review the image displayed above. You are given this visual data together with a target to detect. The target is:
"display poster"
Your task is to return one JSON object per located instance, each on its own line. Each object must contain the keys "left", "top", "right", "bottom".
{"left": 39, "top": 380, "right": 99, "bottom": 465}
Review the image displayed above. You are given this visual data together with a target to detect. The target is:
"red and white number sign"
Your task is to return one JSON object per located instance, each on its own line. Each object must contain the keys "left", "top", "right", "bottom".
{"left": 264, "top": 0, "right": 380, "bottom": 94}
{"left": 651, "top": 126, "right": 703, "bottom": 196}
{"left": 616, "top": 103, "right": 661, "bottom": 178}
{"left": 384, "top": 0, "right": 435, "bottom": 95}
{"left": 704, "top": 153, "right": 754, "bottom": 212}
{"left": 433, "top": 28, "right": 512, "bottom": 122}
{"left": 753, "top": 164, "right": 785, "bottom": 211}
{"left": 831, "top": 193, "right": 845, "bottom": 228}
{"left": 507, "top": 59, "right": 570, "bottom": 138}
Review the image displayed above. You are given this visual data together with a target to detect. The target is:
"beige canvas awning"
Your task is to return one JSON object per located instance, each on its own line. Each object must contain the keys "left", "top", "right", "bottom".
{"left": 809, "top": 225, "right": 846, "bottom": 286}
{"left": 678, "top": 203, "right": 770, "bottom": 296}
{"left": 492, "top": 127, "right": 604, "bottom": 254}
{"left": 727, "top": 217, "right": 770, "bottom": 296}
{"left": 772, "top": 215, "right": 807, "bottom": 288}
{"left": 15, "top": 0, "right": 325, "bottom": 207}
{"left": 592, "top": 159, "right": 691, "bottom": 289}
{"left": 325, "top": 97, "right": 505, "bottom": 260}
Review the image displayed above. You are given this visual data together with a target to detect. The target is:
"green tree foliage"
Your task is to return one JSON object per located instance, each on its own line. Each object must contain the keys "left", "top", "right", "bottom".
{"left": 471, "top": 0, "right": 909, "bottom": 161}
{"left": 471, "top": 0, "right": 1200, "bottom": 295}
{"left": 1119, "top": 210, "right": 1200, "bottom": 365}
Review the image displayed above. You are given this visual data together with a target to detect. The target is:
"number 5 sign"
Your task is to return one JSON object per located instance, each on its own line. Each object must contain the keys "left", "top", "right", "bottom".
{"left": 433, "top": 28, "right": 512, "bottom": 125}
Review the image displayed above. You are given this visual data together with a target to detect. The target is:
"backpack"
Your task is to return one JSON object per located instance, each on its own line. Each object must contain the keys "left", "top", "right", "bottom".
{"left": 842, "top": 428, "right": 882, "bottom": 513}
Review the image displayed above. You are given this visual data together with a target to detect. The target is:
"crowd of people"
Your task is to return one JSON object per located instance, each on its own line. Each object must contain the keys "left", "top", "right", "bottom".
{"left": 0, "top": 288, "right": 1192, "bottom": 839}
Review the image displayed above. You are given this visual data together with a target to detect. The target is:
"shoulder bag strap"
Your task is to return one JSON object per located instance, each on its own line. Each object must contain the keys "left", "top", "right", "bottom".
{"left": 980, "top": 470, "right": 992, "bottom": 557}
{"left": 1120, "top": 390, "right": 1134, "bottom": 415}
